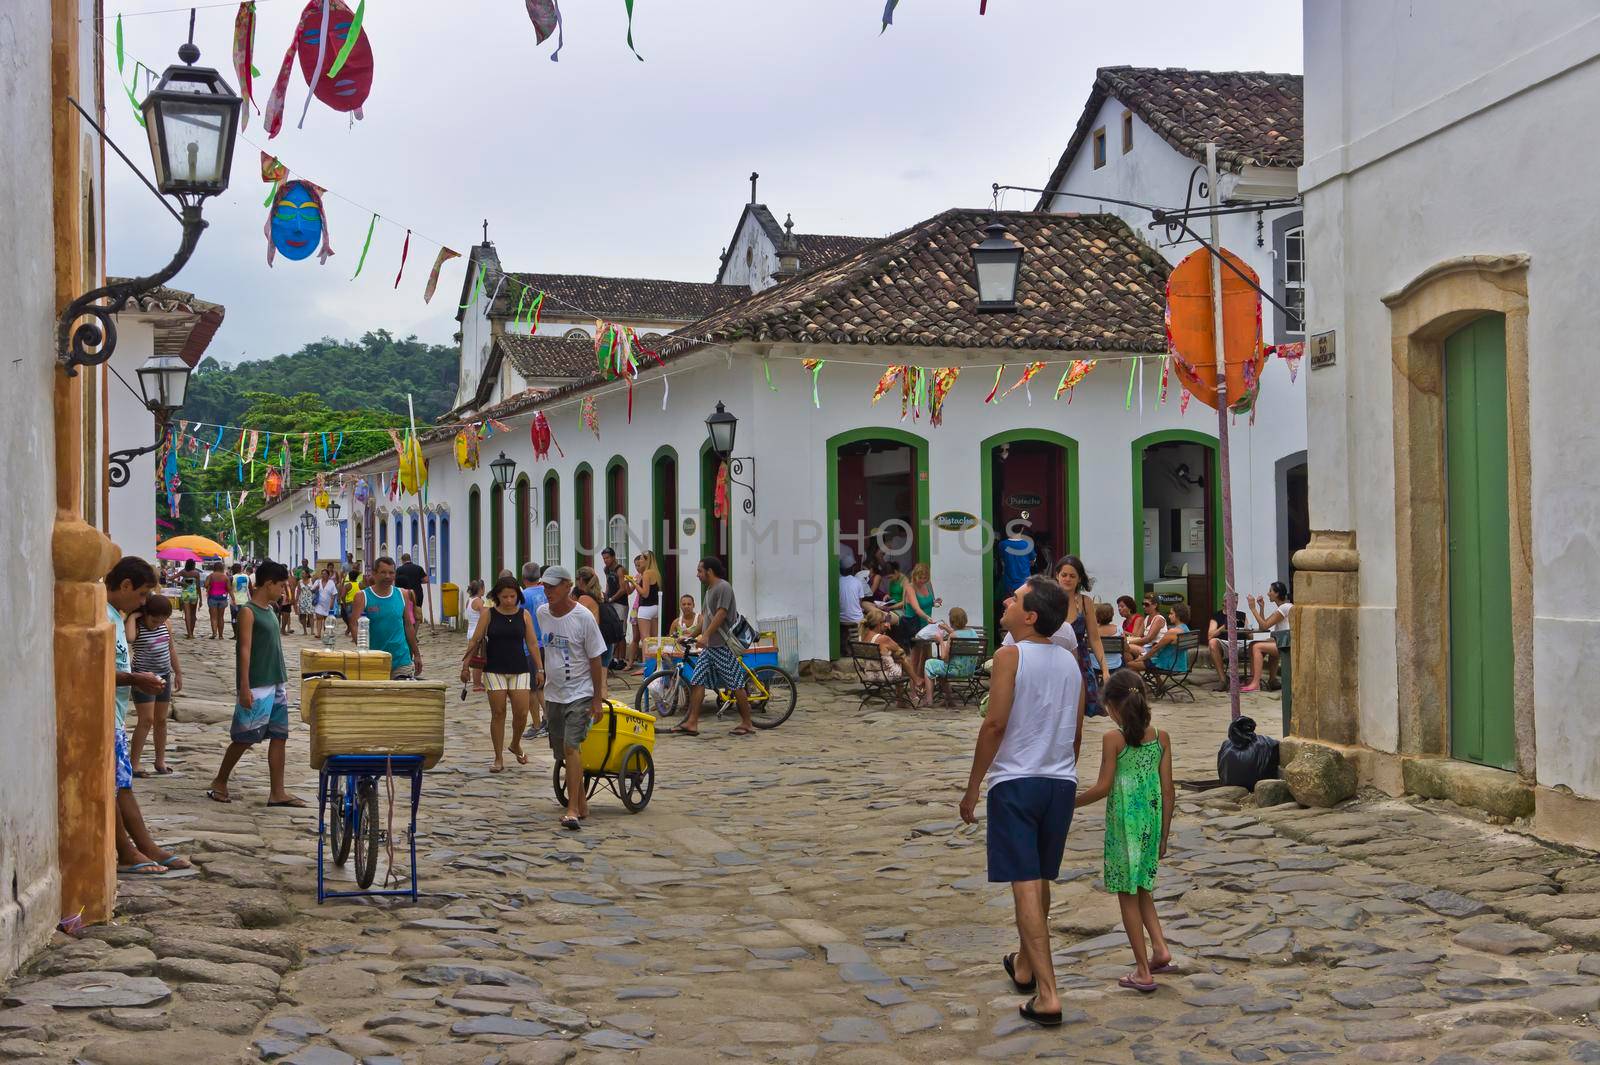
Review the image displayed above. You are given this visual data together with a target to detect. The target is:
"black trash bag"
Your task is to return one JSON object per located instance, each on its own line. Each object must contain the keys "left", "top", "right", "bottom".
{"left": 1216, "top": 716, "right": 1280, "bottom": 791}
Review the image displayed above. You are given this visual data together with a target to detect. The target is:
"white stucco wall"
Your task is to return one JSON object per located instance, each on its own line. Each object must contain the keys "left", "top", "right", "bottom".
{"left": 0, "top": 1, "right": 67, "bottom": 980}
{"left": 1302, "top": 0, "right": 1600, "bottom": 795}
{"left": 105, "top": 318, "right": 159, "bottom": 561}
{"left": 719, "top": 213, "right": 780, "bottom": 293}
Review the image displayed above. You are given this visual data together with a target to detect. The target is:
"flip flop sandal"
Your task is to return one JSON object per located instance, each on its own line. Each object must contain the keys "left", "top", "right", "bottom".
{"left": 155, "top": 854, "right": 192, "bottom": 870}
{"left": 1017, "top": 996, "right": 1062, "bottom": 1027}
{"left": 1002, "top": 953, "right": 1037, "bottom": 993}
{"left": 266, "top": 798, "right": 308, "bottom": 808}
{"left": 132, "top": 770, "right": 150, "bottom": 779}
{"left": 205, "top": 789, "right": 232, "bottom": 804}
{"left": 665, "top": 726, "right": 700, "bottom": 736}
{"left": 117, "top": 861, "right": 167, "bottom": 876}
{"left": 154, "top": 766, "right": 175, "bottom": 775}
{"left": 560, "top": 817, "right": 582, "bottom": 831}
{"left": 1117, "top": 974, "right": 1159, "bottom": 993}
{"left": 730, "top": 728, "right": 755, "bottom": 736}
{"left": 1150, "top": 960, "right": 1179, "bottom": 974}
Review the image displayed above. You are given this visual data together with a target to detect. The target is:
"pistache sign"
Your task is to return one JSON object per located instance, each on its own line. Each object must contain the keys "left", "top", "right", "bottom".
{"left": 933, "top": 511, "right": 979, "bottom": 531}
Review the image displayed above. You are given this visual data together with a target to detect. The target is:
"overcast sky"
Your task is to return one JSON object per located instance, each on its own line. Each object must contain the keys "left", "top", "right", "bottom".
{"left": 104, "top": 0, "right": 1301, "bottom": 363}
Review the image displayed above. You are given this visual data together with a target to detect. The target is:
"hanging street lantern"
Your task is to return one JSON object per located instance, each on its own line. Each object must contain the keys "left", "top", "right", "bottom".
{"left": 971, "top": 222, "right": 1024, "bottom": 312}
{"left": 705, "top": 402, "right": 737, "bottom": 460}
{"left": 135, "top": 353, "right": 193, "bottom": 414}
{"left": 490, "top": 451, "right": 517, "bottom": 490}
{"left": 141, "top": 47, "right": 242, "bottom": 202}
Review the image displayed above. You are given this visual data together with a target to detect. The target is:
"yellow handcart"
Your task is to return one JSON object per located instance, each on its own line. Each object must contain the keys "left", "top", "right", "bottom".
{"left": 552, "top": 699, "right": 657, "bottom": 813}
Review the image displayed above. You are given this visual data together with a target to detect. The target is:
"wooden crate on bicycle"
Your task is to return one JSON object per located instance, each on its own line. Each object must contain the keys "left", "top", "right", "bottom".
{"left": 309, "top": 680, "right": 447, "bottom": 770}
{"left": 299, "top": 648, "right": 393, "bottom": 724}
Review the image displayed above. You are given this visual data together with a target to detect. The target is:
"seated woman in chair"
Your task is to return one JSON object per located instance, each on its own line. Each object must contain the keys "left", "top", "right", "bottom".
{"left": 923, "top": 607, "right": 979, "bottom": 707}
{"left": 859, "top": 608, "right": 917, "bottom": 705}
{"left": 1240, "top": 582, "right": 1292, "bottom": 693}
{"left": 1130, "top": 603, "right": 1189, "bottom": 674}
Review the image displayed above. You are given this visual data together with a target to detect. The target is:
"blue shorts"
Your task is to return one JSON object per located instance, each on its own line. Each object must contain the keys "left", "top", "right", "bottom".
{"left": 231, "top": 683, "right": 290, "bottom": 745}
{"left": 114, "top": 722, "right": 132, "bottom": 790}
{"left": 986, "top": 777, "right": 1076, "bottom": 883}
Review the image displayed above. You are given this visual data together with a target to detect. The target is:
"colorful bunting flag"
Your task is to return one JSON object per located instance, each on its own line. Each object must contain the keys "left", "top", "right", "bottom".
{"left": 803, "top": 358, "right": 825, "bottom": 408}
{"left": 423, "top": 247, "right": 460, "bottom": 303}
{"left": 350, "top": 212, "right": 377, "bottom": 279}
{"left": 581, "top": 395, "right": 600, "bottom": 437}
{"left": 232, "top": 3, "right": 258, "bottom": 127}
{"left": 393, "top": 229, "right": 411, "bottom": 289}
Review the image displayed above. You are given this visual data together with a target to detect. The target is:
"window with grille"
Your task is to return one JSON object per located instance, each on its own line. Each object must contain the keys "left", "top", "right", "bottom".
{"left": 607, "top": 514, "right": 629, "bottom": 562}
{"left": 544, "top": 520, "right": 561, "bottom": 568}
{"left": 1283, "top": 226, "right": 1305, "bottom": 334}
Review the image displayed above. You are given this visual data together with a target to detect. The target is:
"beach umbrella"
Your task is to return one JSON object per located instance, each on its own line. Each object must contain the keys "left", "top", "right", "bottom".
{"left": 156, "top": 546, "right": 203, "bottom": 562}
{"left": 157, "top": 534, "right": 230, "bottom": 558}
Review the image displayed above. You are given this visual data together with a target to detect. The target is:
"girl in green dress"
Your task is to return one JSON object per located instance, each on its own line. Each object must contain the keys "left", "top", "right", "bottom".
{"left": 1075, "top": 669, "right": 1175, "bottom": 992}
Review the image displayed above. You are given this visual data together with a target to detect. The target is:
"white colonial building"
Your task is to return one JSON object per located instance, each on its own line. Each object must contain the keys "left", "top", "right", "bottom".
{"left": 104, "top": 283, "right": 224, "bottom": 560}
{"left": 1038, "top": 66, "right": 1310, "bottom": 591}
{"left": 1292, "top": 1, "right": 1600, "bottom": 848}
{"left": 261, "top": 70, "right": 1310, "bottom": 665}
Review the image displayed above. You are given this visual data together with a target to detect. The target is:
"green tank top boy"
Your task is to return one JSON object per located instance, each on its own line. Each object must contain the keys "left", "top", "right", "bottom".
{"left": 244, "top": 601, "right": 287, "bottom": 688}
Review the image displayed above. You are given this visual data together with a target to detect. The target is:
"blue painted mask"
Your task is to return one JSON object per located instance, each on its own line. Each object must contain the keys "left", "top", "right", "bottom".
{"left": 270, "top": 180, "right": 323, "bottom": 262}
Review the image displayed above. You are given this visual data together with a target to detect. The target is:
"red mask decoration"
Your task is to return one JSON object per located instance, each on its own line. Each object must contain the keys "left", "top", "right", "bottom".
{"left": 296, "top": 0, "right": 373, "bottom": 114}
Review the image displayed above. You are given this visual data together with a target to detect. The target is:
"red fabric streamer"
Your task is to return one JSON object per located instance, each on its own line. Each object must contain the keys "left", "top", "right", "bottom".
{"left": 393, "top": 229, "right": 411, "bottom": 289}
{"left": 714, "top": 462, "right": 729, "bottom": 520}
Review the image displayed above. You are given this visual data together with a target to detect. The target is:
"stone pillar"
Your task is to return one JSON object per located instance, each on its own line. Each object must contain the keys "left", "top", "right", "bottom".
{"left": 53, "top": 0, "right": 119, "bottom": 925}
{"left": 1289, "top": 530, "right": 1360, "bottom": 746}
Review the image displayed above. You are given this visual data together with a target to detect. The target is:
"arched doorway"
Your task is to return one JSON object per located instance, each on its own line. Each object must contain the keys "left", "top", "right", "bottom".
{"left": 574, "top": 463, "right": 594, "bottom": 571}
{"left": 606, "top": 457, "right": 629, "bottom": 562}
{"left": 825, "top": 427, "right": 930, "bottom": 659}
{"left": 514, "top": 474, "right": 532, "bottom": 573}
{"left": 1276, "top": 450, "right": 1309, "bottom": 588}
{"left": 438, "top": 512, "right": 451, "bottom": 584}
{"left": 698, "top": 442, "right": 730, "bottom": 576}
{"left": 467, "top": 487, "right": 481, "bottom": 583}
{"left": 653, "top": 446, "right": 679, "bottom": 608}
{"left": 489, "top": 482, "right": 505, "bottom": 579}
{"left": 1131, "top": 430, "right": 1222, "bottom": 613}
{"left": 981, "top": 429, "right": 1080, "bottom": 637}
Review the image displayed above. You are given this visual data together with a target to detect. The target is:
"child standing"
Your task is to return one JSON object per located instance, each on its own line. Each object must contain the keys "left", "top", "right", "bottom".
{"left": 209, "top": 559, "right": 305, "bottom": 807}
{"left": 1075, "top": 669, "right": 1175, "bottom": 993}
{"left": 128, "top": 594, "right": 181, "bottom": 776}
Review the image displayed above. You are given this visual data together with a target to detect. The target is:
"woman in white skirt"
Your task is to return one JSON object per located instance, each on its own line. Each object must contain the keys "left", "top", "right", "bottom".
{"left": 629, "top": 551, "right": 662, "bottom": 676}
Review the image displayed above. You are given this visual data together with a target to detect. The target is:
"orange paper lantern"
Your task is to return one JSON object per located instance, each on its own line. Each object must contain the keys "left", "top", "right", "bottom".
{"left": 1165, "top": 248, "right": 1265, "bottom": 412}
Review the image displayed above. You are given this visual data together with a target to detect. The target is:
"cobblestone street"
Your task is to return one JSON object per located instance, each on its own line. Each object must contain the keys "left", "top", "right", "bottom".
{"left": 4, "top": 626, "right": 1600, "bottom": 1064}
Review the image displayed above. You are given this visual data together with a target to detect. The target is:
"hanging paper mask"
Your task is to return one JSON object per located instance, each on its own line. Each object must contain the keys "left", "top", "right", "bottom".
{"left": 531, "top": 411, "right": 564, "bottom": 461}
{"left": 263, "top": 0, "right": 373, "bottom": 137}
{"left": 263, "top": 467, "right": 283, "bottom": 500}
{"left": 353, "top": 477, "right": 371, "bottom": 505}
{"left": 267, "top": 179, "right": 334, "bottom": 265}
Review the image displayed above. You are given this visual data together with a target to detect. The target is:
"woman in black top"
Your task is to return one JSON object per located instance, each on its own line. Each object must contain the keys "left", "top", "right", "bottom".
{"left": 460, "top": 576, "right": 543, "bottom": 773}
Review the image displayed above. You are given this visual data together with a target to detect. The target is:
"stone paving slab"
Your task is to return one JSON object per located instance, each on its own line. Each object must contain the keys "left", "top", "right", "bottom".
{"left": 5, "top": 626, "right": 1600, "bottom": 1063}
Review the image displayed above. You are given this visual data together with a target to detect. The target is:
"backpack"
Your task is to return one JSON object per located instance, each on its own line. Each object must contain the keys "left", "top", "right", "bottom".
{"left": 597, "top": 602, "right": 626, "bottom": 645}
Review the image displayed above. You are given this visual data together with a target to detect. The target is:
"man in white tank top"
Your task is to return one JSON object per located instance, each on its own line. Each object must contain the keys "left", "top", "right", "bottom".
{"left": 960, "top": 576, "right": 1085, "bottom": 1027}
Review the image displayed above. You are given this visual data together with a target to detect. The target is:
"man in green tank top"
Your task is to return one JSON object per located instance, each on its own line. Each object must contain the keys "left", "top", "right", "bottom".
{"left": 208, "top": 559, "right": 304, "bottom": 807}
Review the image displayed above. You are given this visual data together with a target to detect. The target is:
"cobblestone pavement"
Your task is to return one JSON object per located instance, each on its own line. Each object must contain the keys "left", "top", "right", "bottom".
{"left": 4, "top": 625, "right": 1600, "bottom": 1064}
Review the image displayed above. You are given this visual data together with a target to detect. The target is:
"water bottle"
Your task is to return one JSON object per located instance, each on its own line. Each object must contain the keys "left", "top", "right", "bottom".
{"left": 323, "top": 619, "right": 337, "bottom": 649}
{"left": 357, "top": 615, "right": 370, "bottom": 650}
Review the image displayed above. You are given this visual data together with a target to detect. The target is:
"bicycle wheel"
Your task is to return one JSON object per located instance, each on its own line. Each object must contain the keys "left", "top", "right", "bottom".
{"left": 352, "top": 779, "right": 380, "bottom": 889}
{"left": 618, "top": 745, "right": 655, "bottom": 812}
{"left": 748, "top": 666, "right": 798, "bottom": 729}
{"left": 552, "top": 759, "right": 568, "bottom": 807}
{"left": 329, "top": 774, "right": 353, "bottom": 866}
{"left": 635, "top": 673, "right": 682, "bottom": 718}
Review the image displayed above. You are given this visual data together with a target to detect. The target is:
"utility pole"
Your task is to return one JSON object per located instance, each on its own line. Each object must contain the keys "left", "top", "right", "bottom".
{"left": 1206, "top": 143, "right": 1242, "bottom": 723}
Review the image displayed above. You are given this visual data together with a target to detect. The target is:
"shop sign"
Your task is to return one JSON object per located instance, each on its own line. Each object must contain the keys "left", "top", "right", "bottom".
{"left": 1004, "top": 493, "right": 1042, "bottom": 509}
{"left": 933, "top": 511, "right": 979, "bottom": 531}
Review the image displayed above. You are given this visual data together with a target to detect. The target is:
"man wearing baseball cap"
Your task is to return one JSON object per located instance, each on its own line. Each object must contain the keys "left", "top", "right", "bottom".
{"left": 533, "top": 566, "right": 607, "bottom": 830}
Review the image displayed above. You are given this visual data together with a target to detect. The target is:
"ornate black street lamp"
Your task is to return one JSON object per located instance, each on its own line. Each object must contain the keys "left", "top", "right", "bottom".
{"left": 704, "top": 402, "right": 755, "bottom": 515}
{"left": 489, "top": 452, "right": 517, "bottom": 491}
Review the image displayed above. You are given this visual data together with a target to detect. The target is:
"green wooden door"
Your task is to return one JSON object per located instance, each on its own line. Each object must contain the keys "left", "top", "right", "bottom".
{"left": 1445, "top": 314, "right": 1515, "bottom": 769}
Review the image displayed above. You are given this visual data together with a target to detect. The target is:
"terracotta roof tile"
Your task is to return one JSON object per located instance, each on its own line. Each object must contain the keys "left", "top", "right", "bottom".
{"left": 689, "top": 208, "right": 1170, "bottom": 352}
{"left": 497, "top": 272, "right": 745, "bottom": 323}
{"left": 494, "top": 333, "right": 597, "bottom": 380}
{"left": 1039, "top": 66, "right": 1302, "bottom": 207}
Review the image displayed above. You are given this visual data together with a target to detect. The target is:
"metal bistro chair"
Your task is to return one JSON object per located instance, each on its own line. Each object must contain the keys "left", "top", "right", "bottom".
{"left": 943, "top": 637, "right": 989, "bottom": 706}
{"left": 848, "top": 641, "right": 912, "bottom": 711}
{"left": 1147, "top": 630, "right": 1203, "bottom": 702}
